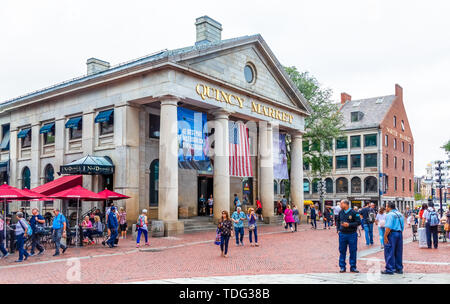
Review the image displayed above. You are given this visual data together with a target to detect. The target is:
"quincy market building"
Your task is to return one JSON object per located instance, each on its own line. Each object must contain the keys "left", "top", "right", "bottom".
{"left": 0, "top": 16, "right": 310, "bottom": 235}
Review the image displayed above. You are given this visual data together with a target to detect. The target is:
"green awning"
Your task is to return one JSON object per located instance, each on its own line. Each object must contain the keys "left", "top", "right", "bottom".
{"left": 17, "top": 128, "right": 31, "bottom": 138}
{"left": 65, "top": 117, "right": 82, "bottom": 129}
{"left": 95, "top": 110, "right": 114, "bottom": 123}
{"left": 40, "top": 123, "right": 55, "bottom": 134}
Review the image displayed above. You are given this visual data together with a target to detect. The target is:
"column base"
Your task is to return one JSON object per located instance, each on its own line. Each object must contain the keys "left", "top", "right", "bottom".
{"left": 163, "top": 220, "right": 185, "bottom": 237}
{"left": 263, "top": 216, "right": 279, "bottom": 225}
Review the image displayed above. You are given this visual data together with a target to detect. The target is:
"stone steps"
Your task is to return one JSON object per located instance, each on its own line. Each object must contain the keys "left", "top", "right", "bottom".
{"left": 182, "top": 215, "right": 285, "bottom": 233}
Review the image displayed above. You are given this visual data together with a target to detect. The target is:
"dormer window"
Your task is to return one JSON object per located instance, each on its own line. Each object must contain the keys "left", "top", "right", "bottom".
{"left": 351, "top": 111, "right": 363, "bottom": 122}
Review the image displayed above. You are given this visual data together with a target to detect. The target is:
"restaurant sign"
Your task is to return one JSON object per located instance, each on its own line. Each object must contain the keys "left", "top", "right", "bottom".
{"left": 60, "top": 165, "right": 114, "bottom": 175}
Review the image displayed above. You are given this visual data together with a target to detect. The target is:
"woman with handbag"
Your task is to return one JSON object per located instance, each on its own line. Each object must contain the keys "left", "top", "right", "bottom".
{"left": 247, "top": 208, "right": 259, "bottom": 247}
{"left": 375, "top": 207, "right": 387, "bottom": 249}
{"left": 217, "top": 210, "right": 232, "bottom": 257}
{"left": 292, "top": 205, "right": 300, "bottom": 232}
{"left": 284, "top": 205, "right": 295, "bottom": 232}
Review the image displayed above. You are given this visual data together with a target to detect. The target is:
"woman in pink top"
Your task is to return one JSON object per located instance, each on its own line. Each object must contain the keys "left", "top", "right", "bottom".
{"left": 284, "top": 205, "right": 295, "bottom": 232}
{"left": 81, "top": 216, "right": 93, "bottom": 243}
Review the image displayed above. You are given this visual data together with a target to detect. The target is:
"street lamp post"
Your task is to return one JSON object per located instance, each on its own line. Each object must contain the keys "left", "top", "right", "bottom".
{"left": 434, "top": 160, "right": 445, "bottom": 218}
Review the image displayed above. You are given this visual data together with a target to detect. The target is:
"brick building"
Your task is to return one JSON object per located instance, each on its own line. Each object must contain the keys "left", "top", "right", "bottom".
{"left": 304, "top": 84, "right": 414, "bottom": 211}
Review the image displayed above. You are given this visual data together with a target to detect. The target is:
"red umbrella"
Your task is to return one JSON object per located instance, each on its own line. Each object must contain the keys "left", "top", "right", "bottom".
{"left": 97, "top": 189, "right": 130, "bottom": 200}
{"left": 49, "top": 185, "right": 104, "bottom": 247}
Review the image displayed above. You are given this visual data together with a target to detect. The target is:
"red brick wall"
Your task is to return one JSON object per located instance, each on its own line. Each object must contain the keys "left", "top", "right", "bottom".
{"left": 380, "top": 84, "right": 414, "bottom": 198}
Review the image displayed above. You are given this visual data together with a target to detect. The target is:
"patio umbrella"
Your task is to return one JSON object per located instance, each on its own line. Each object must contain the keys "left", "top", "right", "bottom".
{"left": 21, "top": 188, "right": 54, "bottom": 214}
{"left": 97, "top": 189, "right": 130, "bottom": 200}
{"left": 0, "top": 184, "right": 39, "bottom": 249}
{"left": 49, "top": 185, "right": 104, "bottom": 247}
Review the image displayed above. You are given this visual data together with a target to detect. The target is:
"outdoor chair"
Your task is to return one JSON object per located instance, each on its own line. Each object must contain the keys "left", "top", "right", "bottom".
{"left": 438, "top": 225, "right": 447, "bottom": 242}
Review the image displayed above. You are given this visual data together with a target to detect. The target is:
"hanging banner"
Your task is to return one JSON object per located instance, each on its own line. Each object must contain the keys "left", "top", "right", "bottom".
{"left": 177, "top": 107, "right": 210, "bottom": 170}
{"left": 273, "top": 133, "right": 289, "bottom": 180}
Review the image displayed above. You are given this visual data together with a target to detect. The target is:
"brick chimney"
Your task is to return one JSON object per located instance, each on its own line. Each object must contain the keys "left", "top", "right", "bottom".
{"left": 195, "top": 16, "right": 222, "bottom": 44}
{"left": 395, "top": 84, "right": 403, "bottom": 99}
{"left": 341, "top": 92, "right": 351, "bottom": 105}
{"left": 86, "top": 58, "right": 110, "bottom": 75}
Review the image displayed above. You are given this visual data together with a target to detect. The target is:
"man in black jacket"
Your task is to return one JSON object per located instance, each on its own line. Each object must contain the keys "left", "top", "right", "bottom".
{"left": 336, "top": 199, "right": 361, "bottom": 273}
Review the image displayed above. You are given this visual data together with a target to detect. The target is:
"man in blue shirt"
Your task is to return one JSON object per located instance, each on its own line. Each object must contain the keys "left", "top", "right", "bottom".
{"left": 106, "top": 206, "right": 119, "bottom": 248}
{"left": 359, "top": 202, "right": 376, "bottom": 246}
{"left": 336, "top": 199, "right": 361, "bottom": 273}
{"left": 382, "top": 202, "right": 405, "bottom": 275}
{"left": 52, "top": 209, "right": 67, "bottom": 256}
{"left": 29, "top": 208, "right": 45, "bottom": 256}
{"left": 233, "top": 194, "right": 241, "bottom": 211}
{"left": 231, "top": 206, "right": 246, "bottom": 246}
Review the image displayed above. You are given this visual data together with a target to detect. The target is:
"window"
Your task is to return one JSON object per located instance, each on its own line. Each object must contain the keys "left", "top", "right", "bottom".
{"left": 18, "top": 128, "right": 31, "bottom": 148}
{"left": 312, "top": 179, "right": 320, "bottom": 193}
{"left": 409, "top": 179, "right": 412, "bottom": 192}
{"left": 402, "top": 178, "right": 405, "bottom": 191}
{"left": 409, "top": 144, "right": 412, "bottom": 155}
{"left": 394, "top": 177, "right": 398, "bottom": 191}
{"left": 394, "top": 156, "right": 397, "bottom": 169}
{"left": 303, "top": 160, "right": 310, "bottom": 171}
{"left": 327, "top": 156, "right": 333, "bottom": 169}
{"left": 302, "top": 141, "right": 310, "bottom": 152}
{"left": 336, "top": 137, "right": 347, "bottom": 149}
{"left": 95, "top": 109, "right": 114, "bottom": 135}
{"left": 385, "top": 134, "right": 388, "bottom": 147}
{"left": 385, "top": 154, "right": 389, "bottom": 168}
{"left": 336, "top": 155, "right": 348, "bottom": 169}
{"left": 394, "top": 139, "right": 397, "bottom": 150}
{"left": 311, "top": 140, "right": 320, "bottom": 152}
{"left": 393, "top": 115, "right": 397, "bottom": 127}
{"left": 351, "top": 177, "right": 361, "bottom": 193}
{"left": 66, "top": 116, "right": 83, "bottom": 140}
{"left": 324, "top": 139, "right": 333, "bottom": 151}
{"left": 364, "top": 176, "right": 378, "bottom": 193}
{"left": 409, "top": 161, "right": 412, "bottom": 172}
{"left": 325, "top": 178, "right": 333, "bottom": 193}
{"left": 351, "top": 154, "right": 361, "bottom": 168}
{"left": 1, "top": 124, "right": 10, "bottom": 151}
{"left": 336, "top": 177, "right": 348, "bottom": 193}
{"left": 244, "top": 64, "right": 255, "bottom": 83}
{"left": 385, "top": 175, "right": 389, "bottom": 191}
{"left": 401, "top": 141, "right": 405, "bottom": 152}
{"left": 22, "top": 167, "right": 31, "bottom": 189}
{"left": 303, "top": 179, "right": 310, "bottom": 193}
{"left": 149, "top": 114, "right": 160, "bottom": 138}
{"left": 44, "top": 164, "right": 54, "bottom": 183}
{"left": 350, "top": 136, "right": 361, "bottom": 148}
{"left": 40, "top": 123, "right": 55, "bottom": 145}
{"left": 149, "top": 159, "right": 159, "bottom": 206}
{"left": 351, "top": 112, "right": 362, "bottom": 122}
{"left": 364, "top": 134, "right": 377, "bottom": 147}
{"left": 364, "top": 153, "right": 377, "bottom": 167}
{"left": 402, "top": 159, "right": 405, "bottom": 171}
{"left": 401, "top": 120, "right": 405, "bottom": 131}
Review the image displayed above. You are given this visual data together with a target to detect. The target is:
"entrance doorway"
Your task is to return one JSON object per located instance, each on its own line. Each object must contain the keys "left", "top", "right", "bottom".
{"left": 198, "top": 176, "right": 213, "bottom": 216}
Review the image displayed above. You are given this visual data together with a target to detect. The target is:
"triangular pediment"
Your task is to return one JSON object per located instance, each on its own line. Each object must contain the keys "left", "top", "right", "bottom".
{"left": 174, "top": 36, "right": 310, "bottom": 114}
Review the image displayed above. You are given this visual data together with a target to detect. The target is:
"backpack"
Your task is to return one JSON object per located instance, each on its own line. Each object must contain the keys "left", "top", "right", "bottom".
{"left": 136, "top": 215, "right": 144, "bottom": 228}
{"left": 368, "top": 210, "right": 376, "bottom": 223}
{"left": 19, "top": 219, "right": 33, "bottom": 236}
{"left": 428, "top": 210, "right": 440, "bottom": 226}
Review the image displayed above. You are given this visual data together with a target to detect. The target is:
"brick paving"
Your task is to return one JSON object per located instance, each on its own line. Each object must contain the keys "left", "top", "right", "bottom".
{"left": 0, "top": 221, "right": 448, "bottom": 284}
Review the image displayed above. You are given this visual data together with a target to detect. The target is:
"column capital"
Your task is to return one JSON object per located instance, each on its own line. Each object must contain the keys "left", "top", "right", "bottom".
{"left": 159, "top": 95, "right": 182, "bottom": 106}
{"left": 291, "top": 131, "right": 304, "bottom": 140}
{"left": 210, "top": 109, "right": 231, "bottom": 120}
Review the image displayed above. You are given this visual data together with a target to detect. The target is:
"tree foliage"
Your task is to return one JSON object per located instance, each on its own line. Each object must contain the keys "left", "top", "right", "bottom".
{"left": 442, "top": 139, "right": 450, "bottom": 152}
{"left": 284, "top": 66, "right": 344, "bottom": 179}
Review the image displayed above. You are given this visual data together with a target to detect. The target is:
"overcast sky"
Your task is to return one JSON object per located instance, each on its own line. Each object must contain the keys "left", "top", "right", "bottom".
{"left": 1, "top": 0, "right": 449, "bottom": 176}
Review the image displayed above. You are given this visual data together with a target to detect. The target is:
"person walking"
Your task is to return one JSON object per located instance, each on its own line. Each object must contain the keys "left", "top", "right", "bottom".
{"left": 0, "top": 216, "right": 9, "bottom": 258}
{"left": 375, "top": 207, "right": 387, "bottom": 249}
{"left": 323, "top": 207, "right": 332, "bottom": 229}
{"left": 333, "top": 204, "right": 341, "bottom": 232}
{"left": 255, "top": 198, "right": 263, "bottom": 222}
{"left": 105, "top": 206, "right": 119, "bottom": 248}
{"left": 207, "top": 195, "right": 214, "bottom": 217}
{"left": 136, "top": 209, "right": 149, "bottom": 248}
{"left": 217, "top": 211, "right": 232, "bottom": 257}
{"left": 418, "top": 203, "right": 427, "bottom": 227}
{"left": 404, "top": 206, "right": 413, "bottom": 227}
{"left": 231, "top": 206, "right": 246, "bottom": 246}
{"left": 247, "top": 208, "right": 259, "bottom": 246}
{"left": 198, "top": 194, "right": 206, "bottom": 216}
{"left": 14, "top": 212, "right": 30, "bottom": 262}
{"left": 292, "top": 205, "right": 300, "bottom": 232}
{"left": 118, "top": 207, "right": 127, "bottom": 239}
{"left": 336, "top": 200, "right": 361, "bottom": 273}
{"left": 382, "top": 202, "right": 405, "bottom": 275}
{"left": 310, "top": 205, "right": 317, "bottom": 229}
{"left": 29, "top": 208, "right": 45, "bottom": 256}
{"left": 281, "top": 195, "right": 288, "bottom": 213}
{"left": 360, "top": 202, "right": 376, "bottom": 246}
{"left": 423, "top": 202, "right": 440, "bottom": 249}
{"left": 445, "top": 209, "right": 450, "bottom": 239}
{"left": 51, "top": 209, "right": 67, "bottom": 257}
{"left": 233, "top": 194, "right": 241, "bottom": 211}
{"left": 283, "top": 205, "right": 295, "bottom": 232}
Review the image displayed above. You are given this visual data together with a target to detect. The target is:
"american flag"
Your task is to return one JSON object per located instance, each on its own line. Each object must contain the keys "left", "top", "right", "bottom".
{"left": 229, "top": 122, "right": 253, "bottom": 177}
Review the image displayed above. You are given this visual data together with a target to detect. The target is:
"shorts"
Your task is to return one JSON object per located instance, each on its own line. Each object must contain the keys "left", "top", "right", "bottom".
{"left": 256, "top": 208, "right": 262, "bottom": 215}
{"left": 120, "top": 223, "right": 127, "bottom": 231}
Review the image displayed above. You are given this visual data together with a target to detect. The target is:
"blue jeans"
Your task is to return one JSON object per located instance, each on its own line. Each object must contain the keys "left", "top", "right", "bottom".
{"left": 384, "top": 231, "right": 403, "bottom": 273}
{"left": 30, "top": 233, "right": 44, "bottom": 254}
{"left": 311, "top": 217, "right": 317, "bottom": 229}
{"left": 249, "top": 226, "right": 258, "bottom": 244}
{"left": 324, "top": 219, "right": 331, "bottom": 228}
{"left": 234, "top": 227, "right": 244, "bottom": 245}
{"left": 107, "top": 228, "right": 118, "bottom": 246}
{"left": 0, "top": 232, "right": 8, "bottom": 256}
{"left": 425, "top": 223, "right": 438, "bottom": 249}
{"left": 378, "top": 227, "right": 386, "bottom": 246}
{"left": 52, "top": 228, "right": 66, "bottom": 254}
{"left": 136, "top": 228, "right": 148, "bottom": 244}
{"left": 338, "top": 232, "right": 357, "bottom": 270}
{"left": 363, "top": 222, "right": 374, "bottom": 245}
{"left": 220, "top": 234, "right": 230, "bottom": 254}
{"left": 16, "top": 233, "right": 29, "bottom": 261}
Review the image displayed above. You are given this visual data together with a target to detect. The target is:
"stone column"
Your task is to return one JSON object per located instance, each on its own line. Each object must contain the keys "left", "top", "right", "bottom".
{"left": 9, "top": 128, "right": 18, "bottom": 188}
{"left": 158, "top": 97, "right": 183, "bottom": 235}
{"left": 82, "top": 111, "right": 95, "bottom": 209}
{"left": 30, "top": 123, "right": 41, "bottom": 189}
{"left": 212, "top": 110, "right": 230, "bottom": 223}
{"left": 290, "top": 132, "right": 304, "bottom": 221}
{"left": 259, "top": 121, "right": 275, "bottom": 222}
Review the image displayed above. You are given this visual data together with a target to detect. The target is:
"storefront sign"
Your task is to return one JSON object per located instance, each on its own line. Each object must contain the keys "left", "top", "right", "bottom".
{"left": 195, "top": 83, "right": 293, "bottom": 124}
{"left": 386, "top": 127, "right": 411, "bottom": 143}
{"left": 60, "top": 165, "right": 114, "bottom": 175}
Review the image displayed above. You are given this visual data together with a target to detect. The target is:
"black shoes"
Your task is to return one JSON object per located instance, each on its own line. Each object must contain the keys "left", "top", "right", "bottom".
{"left": 395, "top": 270, "right": 403, "bottom": 274}
{"left": 62, "top": 247, "right": 67, "bottom": 254}
{"left": 381, "top": 270, "right": 394, "bottom": 275}
{"left": 350, "top": 269, "right": 359, "bottom": 273}
{"left": 339, "top": 268, "right": 346, "bottom": 273}
{"left": 53, "top": 253, "right": 60, "bottom": 257}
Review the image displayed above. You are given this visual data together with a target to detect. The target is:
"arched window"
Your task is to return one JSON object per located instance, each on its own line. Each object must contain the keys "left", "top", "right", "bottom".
{"left": 336, "top": 177, "right": 348, "bottom": 193}
{"left": 149, "top": 159, "right": 159, "bottom": 207}
{"left": 312, "top": 178, "right": 320, "bottom": 193}
{"left": 274, "top": 180, "right": 278, "bottom": 194}
{"left": 22, "top": 167, "right": 31, "bottom": 189}
{"left": 325, "top": 178, "right": 333, "bottom": 193}
{"left": 351, "top": 177, "right": 361, "bottom": 193}
{"left": 303, "top": 179, "right": 310, "bottom": 193}
{"left": 44, "top": 164, "right": 54, "bottom": 183}
{"left": 365, "top": 176, "right": 378, "bottom": 193}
